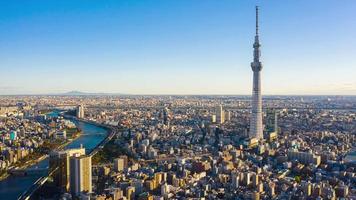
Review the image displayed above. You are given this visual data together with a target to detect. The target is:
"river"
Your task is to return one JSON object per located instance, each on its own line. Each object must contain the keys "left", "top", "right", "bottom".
{"left": 0, "top": 112, "right": 109, "bottom": 200}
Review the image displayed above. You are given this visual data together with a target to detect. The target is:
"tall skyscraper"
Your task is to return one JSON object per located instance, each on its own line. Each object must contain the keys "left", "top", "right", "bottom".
{"left": 114, "top": 157, "right": 125, "bottom": 172}
{"left": 49, "top": 147, "right": 86, "bottom": 191}
{"left": 76, "top": 104, "right": 85, "bottom": 119}
{"left": 216, "top": 104, "right": 225, "bottom": 124}
{"left": 265, "top": 109, "right": 278, "bottom": 134}
{"left": 163, "top": 107, "right": 170, "bottom": 125}
{"left": 70, "top": 154, "right": 92, "bottom": 195}
{"left": 249, "top": 6, "right": 263, "bottom": 140}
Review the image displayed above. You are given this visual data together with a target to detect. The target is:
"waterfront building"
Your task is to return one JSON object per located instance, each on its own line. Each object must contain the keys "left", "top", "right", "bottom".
{"left": 70, "top": 154, "right": 92, "bottom": 195}
{"left": 76, "top": 104, "right": 85, "bottom": 119}
{"left": 49, "top": 147, "right": 86, "bottom": 191}
{"left": 55, "top": 130, "right": 67, "bottom": 139}
{"left": 249, "top": 6, "right": 263, "bottom": 140}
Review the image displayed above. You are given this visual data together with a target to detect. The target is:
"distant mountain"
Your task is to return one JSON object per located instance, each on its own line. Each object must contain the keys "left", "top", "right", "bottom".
{"left": 64, "top": 91, "right": 87, "bottom": 95}
{"left": 60, "top": 91, "right": 126, "bottom": 96}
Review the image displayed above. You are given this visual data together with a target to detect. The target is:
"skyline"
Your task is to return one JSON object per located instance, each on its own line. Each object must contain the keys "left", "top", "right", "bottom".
{"left": 1, "top": 1, "right": 356, "bottom": 95}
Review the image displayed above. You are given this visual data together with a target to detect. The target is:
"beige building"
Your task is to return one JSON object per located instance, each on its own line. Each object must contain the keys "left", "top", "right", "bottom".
{"left": 76, "top": 104, "right": 85, "bottom": 119}
{"left": 114, "top": 157, "right": 125, "bottom": 172}
{"left": 49, "top": 147, "right": 85, "bottom": 191}
{"left": 70, "top": 154, "right": 92, "bottom": 195}
{"left": 216, "top": 104, "right": 225, "bottom": 124}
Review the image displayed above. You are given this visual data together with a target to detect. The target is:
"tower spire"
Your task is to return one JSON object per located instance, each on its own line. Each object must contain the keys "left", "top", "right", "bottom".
{"left": 256, "top": 6, "right": 259, "bottom": 36}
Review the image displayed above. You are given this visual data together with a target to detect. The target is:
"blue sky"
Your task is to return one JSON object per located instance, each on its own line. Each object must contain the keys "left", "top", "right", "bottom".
{"left": 0, "top": 0, "right": 355, "bottom": 95}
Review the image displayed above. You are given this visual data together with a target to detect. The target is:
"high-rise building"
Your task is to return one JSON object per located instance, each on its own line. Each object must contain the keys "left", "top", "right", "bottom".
{"left": 264, "top": 109, "right": 278, "bottom": 141}
{"left": 265, "top": 109, "right": 278, "bottom": 134}
{"left": 70, "top": 154, "right": 92, "bottom": 195}
{"left": 163, "top": 107, "right": 170, "bottom": 125}
{"left": 126, "top": 186, "right": 135, "bottom": 200}
{"left": 216, "top": 104, "right": 225, "bottom": 124}
{"left": 231, "top": 173, "right": 239, "bottom": 188}
{"left": 249, "top": 6, "right": 263, "bottom": 140}
{"left": 76, "top": 105, "right": 85, "bottom": 119}
{"left": 119, "top": 155, "right": 128, "bottom": 169}
{"left": 49, "top": 147, "right": 86, "bottom": 191}
{"left": 245, "top": 172, "right": 251, "bottom": 186}
{"left": 252, "top": 173, "right": 259, "bottom": 187}
{"left": 114, "top": 157, "right": 125, "bottom": 172}
{"left": 225, "top": 110, "right": 231, "bottom": 121}
{"left": 211, "top": 115, "right": 216, "bottom": 123}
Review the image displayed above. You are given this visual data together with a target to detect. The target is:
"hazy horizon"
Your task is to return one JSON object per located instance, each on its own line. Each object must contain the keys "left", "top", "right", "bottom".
{"left": 1, "top": 0, "right": 355, "bottom": 95}
{"left": 1, "top": 90, "right": 356, "bottom": 96}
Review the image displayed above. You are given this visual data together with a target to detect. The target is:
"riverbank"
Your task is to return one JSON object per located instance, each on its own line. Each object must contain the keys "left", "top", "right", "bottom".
{"left": 0, "top": 110, "right": 113, "bottom": 200}
{"left": 18, "top": 118, "right": 114, "bottom": 200}
{"left": 0, "top": 129, "right": 82, "bottom": 182}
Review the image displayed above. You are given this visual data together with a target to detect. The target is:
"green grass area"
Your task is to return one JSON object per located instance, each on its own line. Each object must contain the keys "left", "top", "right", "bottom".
{"left": 92, "top": 139, "right": 133, "bottom": 165}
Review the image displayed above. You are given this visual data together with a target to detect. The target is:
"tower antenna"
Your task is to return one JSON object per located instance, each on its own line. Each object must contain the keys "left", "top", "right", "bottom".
{"left": 256, "top": 6, "right": 259, "bottom": 36}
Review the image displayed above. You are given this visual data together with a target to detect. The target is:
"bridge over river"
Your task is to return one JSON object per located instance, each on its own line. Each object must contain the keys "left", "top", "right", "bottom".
{"left": 9, "top": 167, "right": 49, "bottom": 176}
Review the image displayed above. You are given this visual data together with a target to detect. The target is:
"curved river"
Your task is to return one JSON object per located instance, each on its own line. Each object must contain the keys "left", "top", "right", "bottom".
{"left": 0, "top": 113, "right": 109, "bottom": 199}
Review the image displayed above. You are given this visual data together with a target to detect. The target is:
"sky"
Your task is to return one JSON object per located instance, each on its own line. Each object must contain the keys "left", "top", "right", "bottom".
{"left": 0, "top": 0, "right": 355, "bottom": 95}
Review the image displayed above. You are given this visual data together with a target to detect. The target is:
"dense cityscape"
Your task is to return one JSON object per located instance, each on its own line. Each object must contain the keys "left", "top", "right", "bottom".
{"left": 0, "top": 3, "right": 355, "bottom": 200}
{"left": 0, "top": 94, "right": 355, "bottom": 200}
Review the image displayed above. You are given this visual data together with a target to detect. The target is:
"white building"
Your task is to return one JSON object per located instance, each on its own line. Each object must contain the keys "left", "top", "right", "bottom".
{"left": 216, "top": 104, "right": 225, "bottom": 124}
{"left": 76, "top": 105, "right": 85, "bottom": 119}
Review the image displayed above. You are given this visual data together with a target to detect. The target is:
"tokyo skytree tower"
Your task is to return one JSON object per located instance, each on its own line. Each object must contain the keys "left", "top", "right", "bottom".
{"left": 249, "top": 6, "right": 263, "bottom": 140}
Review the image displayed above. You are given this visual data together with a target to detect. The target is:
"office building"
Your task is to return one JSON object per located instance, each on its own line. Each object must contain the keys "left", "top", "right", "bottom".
{"left": 216, "top": 104, "right": 225, "bottom": 124}
{"left": 70, "top": 154, "right": 92, "bottom": 195}
{"left": 226, "top": 110, "right": 231, "bottom": 121}
{"left": 49, "top": 147, "right": 86, "bottom": 191}
{"left": 114, "top": 157, "right": 125, "bottom": 172}
{"left": 77, "top": 105, "right": 85, "bottom": 119}
{"left": 211, "top": 115, "right": 216, "bottom": 123}
{"left": 265, "top": 109, "right": 278, "bottom": 134}
{"left": 126, "top": 186, "right": 135, "bottom": 200}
